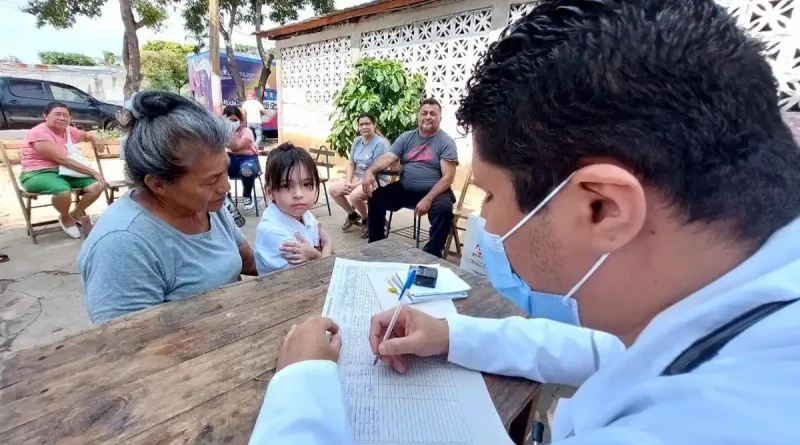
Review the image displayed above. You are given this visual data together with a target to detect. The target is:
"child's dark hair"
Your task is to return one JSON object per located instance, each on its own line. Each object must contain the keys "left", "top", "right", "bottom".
{"left": 264, "top": 142, "right": 321, "bottom": 200}
{"left": 222, "top": 105, "right": 245, "bottom": 121}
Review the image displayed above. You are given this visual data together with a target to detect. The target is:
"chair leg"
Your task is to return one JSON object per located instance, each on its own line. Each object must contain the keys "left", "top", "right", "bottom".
{"left": 254, "top": 176, "right": 262, "bottom": 217}
{"left": 24, "top": 196, "right": 36, "bottom": 244}
{"left": 444, "top": 221, "right": 456, "bottom": 260}
{"left": 415, "top": 215, "right": 421, "bottom": 249}
{"left": 234, "top": 180, "right": 239, "bottom": 206}
{"left": 323, "top": 182, "right": 332, "bottom": 216}
{"left": 386, "top": 211, "right": 394, "bottom": 237}
{"left": 453, "top": 226, "right": 462, "bottom": 254}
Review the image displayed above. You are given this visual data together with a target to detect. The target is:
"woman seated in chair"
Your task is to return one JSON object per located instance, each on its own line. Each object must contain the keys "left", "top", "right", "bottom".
{"left": 78, "top": 91, "right": 258, "bottom": 324}
{"left": 223, "top": 105, "right": 260, "bottom": 211}
{"left": 329, "top": 113, "right": 390, "bottom": 238}
{"left": 19, "top": 102, "right": 107, "bottom": 239}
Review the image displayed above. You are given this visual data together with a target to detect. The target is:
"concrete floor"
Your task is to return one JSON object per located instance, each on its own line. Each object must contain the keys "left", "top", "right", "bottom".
{"left": 0, "top": 158, "right": 568, "bottom": 443}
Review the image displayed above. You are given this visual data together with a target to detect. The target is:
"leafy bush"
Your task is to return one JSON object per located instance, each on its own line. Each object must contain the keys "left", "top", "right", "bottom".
{"left": 38, "top": 51, "right": 97, "bottom": 66}
{"left": 327, "top": 57, "right": 425, "bottom": 158}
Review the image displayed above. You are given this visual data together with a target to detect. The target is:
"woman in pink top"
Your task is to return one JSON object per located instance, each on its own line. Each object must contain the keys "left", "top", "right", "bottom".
{"left": 19, "top": 102, "right": 108, "bottom": 239}
{"left": 223, "top": 105, "right": 260, "bottom": 211}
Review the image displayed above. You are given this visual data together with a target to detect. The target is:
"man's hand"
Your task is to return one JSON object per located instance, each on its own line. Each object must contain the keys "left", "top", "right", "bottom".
{"left": 280, "top": 232, "right": 322, "bottom": 264}
{"left": 415, "top": 197, "right": 433, "bottom": 216}
{"left": 369, "top": 307, "right": 450, "bottom": 373}
{"left": 361, "top": 171, "right": 377, "bottom": 197}
{"left": 277, "top": 316, "right": 342, "bottom": 371}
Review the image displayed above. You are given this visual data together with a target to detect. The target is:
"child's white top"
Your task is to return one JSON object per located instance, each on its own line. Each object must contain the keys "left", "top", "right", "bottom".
{"left": 254, "top": 203, "right": 320, "bottom": 275}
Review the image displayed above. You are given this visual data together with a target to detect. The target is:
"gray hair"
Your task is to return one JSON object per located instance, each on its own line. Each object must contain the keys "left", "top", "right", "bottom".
{"left": 122, "top": 91, "right": 231, "bottom": 188}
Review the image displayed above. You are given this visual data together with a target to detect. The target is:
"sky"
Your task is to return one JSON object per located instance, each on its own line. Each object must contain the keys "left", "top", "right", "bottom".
{"left": 0, "top": 0, "right": 368, "bottom": 64}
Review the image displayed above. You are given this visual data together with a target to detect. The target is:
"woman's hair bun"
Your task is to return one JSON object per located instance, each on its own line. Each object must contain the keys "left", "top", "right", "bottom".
{"left": 131, "top": 91, "right": 184, "bottom": 118}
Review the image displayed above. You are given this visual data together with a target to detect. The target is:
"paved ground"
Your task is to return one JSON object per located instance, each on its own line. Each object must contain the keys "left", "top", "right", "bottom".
{"left": 0, "top": 157, "right": 568, "bottom": 442}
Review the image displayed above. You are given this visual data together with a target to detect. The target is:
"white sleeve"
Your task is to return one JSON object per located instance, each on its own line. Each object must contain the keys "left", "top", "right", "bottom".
{"left": 446, "top": 315, "right": 626, "bottom": 387}
{"left": 254, "top": 225, "right": 295, "bottom": 275}
{"left": 248, "top": 360, "right": 352, "bottom": 445}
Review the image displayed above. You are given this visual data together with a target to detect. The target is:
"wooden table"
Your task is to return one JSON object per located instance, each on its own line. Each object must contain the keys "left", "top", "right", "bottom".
{"left": 0, "top": 239, "right": 541, "bottom": 444}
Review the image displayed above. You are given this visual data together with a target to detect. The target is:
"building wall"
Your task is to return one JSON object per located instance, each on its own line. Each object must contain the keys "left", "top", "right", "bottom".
{"left": 275, "top": 0, "right": 800, "bottom": 163}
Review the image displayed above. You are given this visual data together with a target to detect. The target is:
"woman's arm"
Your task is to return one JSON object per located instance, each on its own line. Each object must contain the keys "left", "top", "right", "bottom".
{"left": 239, "top": 241, "right": 259, "bottom": 276}
{"left": 78, "top": 130, "right": 109, "bottom": 154}
{"left": 32, "top": 140, "right": 102, "bottom": 179}
{"left": 228, "top": 137, "right": 253, "bottom": 153}
{"left": 345, "top": 160, "right": 356, "bottom": 185}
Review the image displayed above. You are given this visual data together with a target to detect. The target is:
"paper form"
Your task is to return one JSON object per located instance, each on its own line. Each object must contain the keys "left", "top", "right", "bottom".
{"left": 323, "top": 258, "right": 513, "bottom": 445}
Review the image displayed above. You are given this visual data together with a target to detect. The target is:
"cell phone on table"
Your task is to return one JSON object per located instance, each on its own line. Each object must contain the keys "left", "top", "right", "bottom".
{"left": 410, "top": 265, "right": 438, "bottom": 288}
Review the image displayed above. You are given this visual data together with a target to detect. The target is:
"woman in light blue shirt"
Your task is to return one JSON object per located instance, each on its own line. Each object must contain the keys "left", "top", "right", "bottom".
{"left": 329, "top": 113, "right": 389, "bottom": 238}
{"left": 78, "top": 91, "right": 258, "bottom": 324}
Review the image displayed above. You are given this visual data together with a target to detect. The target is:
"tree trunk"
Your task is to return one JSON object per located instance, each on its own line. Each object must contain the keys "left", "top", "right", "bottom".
{"left": 119, "top": 0, "right": 142, "bottom": 99}
{"left": 253, "top": 0, "right": 272, "bottom": 102}
{"left": 221, "top": 3, "right": 245, "bottom": 103}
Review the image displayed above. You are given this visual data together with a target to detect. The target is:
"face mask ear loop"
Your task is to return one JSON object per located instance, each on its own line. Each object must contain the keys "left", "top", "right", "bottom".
{"left": 500, "top": 172, "right": 577, "bottom": 242}
{"left": 564, "top": 253, "right": 610, "bottom": 300}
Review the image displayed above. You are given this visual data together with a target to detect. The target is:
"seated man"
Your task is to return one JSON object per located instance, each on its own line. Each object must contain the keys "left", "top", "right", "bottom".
{"left": 362, "top": 98, "right": 458, "bottom": 257}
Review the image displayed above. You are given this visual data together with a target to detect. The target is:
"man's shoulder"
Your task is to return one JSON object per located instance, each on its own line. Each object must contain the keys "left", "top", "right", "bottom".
{"left": 436, "top": 130, "right": 456, "bottom": 145}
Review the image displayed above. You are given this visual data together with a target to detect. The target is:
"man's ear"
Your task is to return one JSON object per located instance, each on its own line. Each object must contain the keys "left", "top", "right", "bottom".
{"left": 573, "top": 164, "right": 646, "bottom": 253}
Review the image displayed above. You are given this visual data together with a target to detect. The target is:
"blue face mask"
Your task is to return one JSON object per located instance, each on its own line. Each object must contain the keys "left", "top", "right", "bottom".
{"left": 230, "top": 121, "right": 240, "bottom": 131}
{"left": 477, "top": 173, "right": 609, "bottom": 325}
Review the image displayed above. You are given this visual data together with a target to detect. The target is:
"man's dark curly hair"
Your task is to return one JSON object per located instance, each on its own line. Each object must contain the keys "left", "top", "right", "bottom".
{"left": 456, "top": 0, "right": 800, "bottom": 243}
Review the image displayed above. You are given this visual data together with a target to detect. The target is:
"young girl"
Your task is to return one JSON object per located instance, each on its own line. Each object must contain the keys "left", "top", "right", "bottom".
{"left": 223, "top": 105, "right": 260, "bottom": 210}
{"left": 254, "top": 143, "right": 333, "bottom": 275}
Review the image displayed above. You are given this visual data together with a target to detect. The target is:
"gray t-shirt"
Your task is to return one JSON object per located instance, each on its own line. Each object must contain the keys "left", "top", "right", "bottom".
{"left": 78, "top": 192, "right": 246, "bottom": 324}
{"left": 390, "top": 129, "right": 458, "bottom": 192}
{"left": 350, "top": 135, "right": 389, "bottom": 178}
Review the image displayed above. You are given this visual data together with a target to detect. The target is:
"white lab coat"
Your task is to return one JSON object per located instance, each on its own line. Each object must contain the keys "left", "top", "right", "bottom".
{"left": 249, "top": 217, "right": 800, "bottom": 445}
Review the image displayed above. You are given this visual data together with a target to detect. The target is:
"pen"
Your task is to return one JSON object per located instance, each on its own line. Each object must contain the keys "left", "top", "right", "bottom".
{"left": 374, "top": 268, "right": 417, "bottom": 366}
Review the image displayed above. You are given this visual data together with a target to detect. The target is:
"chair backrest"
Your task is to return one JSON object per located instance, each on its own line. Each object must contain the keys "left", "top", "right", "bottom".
{"left": 0, "top": 141, "right": 24, "bottom": 166}
{"left": 455, "top": 165, "right": 475, "bottom": 212}
{"left": 0, "top": 142, "right": 28, "bottom": 208}
{"left": 309, "top": 146, "right": 335, "bottom": 181}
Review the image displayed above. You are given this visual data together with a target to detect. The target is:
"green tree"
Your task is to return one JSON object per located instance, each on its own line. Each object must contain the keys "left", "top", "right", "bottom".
{"left": 234, "top": 43, "right": 258, "bottom": 54}
{"left": 0, "top": 55, "right": 22, "bottom": 63}
{"left": 23, "top": 0, "right": 176, "bottom": 98}
{"left": 327, "top": 57, "right": 425, "bottom": 158}
{"left": 140, "top": 40, "right": 198, "bottom": 92}
{"left": 184, "top": 0, "right": 332, "bottom": 102}
{"left": 100, "top": 51, "right": 121, "bottom": 67}
{"left": 38, "top": 51, "right": 97, "bottom": 66}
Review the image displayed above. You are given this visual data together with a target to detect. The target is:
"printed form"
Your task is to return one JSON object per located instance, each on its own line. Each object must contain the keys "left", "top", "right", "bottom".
{"left": 322, "top": 258, "right": 513, "bottom": 445}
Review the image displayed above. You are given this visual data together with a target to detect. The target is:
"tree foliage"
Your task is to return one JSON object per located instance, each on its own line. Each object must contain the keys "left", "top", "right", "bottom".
{"left": 184, "top": 0, "right": 332, "bottom": 101}
{"left": 0, "top": 55, "right": 22, "bottom": 63}
{"left": 23, "top": 0, "right": 176, "bottom": 97}
{"left": 328, "top": 57, "right": 425, "bottom": 158}
{"left": 234, "top": 43, "right": 258, "bottom": 54}
{"left": 38, "top": 51, "right": 97, "bottom": 66}
{"left": 141, "top": 40, "right": 197, "bottom": 92}
{"left": 100, "top": 51, "right": 121, "bottom": 67}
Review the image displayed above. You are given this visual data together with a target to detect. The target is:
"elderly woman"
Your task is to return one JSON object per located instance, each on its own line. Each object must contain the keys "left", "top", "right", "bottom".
{"left": 19, "top": 102, "right": 107, "bottom": 238}
{"left": 78, "top": 91, "right": 258, "bottom": 324}
{"left": 328, "top": 113, "right": 390, "bottom": 238}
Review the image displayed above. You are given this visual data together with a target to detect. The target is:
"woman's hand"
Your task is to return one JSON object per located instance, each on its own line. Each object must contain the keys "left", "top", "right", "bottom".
{"left": 280, "top": 232, "right": 322, "bottom": 264}
{"left": 318, "top": 223, "right": 333, "bottom": 257}
{"left": 92, "top": 171, "right": 108, "bottom": 190}
{"left": 90, "top": 134, "right": 108, "bottom": 154}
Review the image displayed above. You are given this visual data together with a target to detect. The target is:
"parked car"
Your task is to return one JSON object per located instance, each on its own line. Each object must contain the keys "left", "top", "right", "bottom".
{"left": 0, "top": 76, "right": 123, "bottom": 130}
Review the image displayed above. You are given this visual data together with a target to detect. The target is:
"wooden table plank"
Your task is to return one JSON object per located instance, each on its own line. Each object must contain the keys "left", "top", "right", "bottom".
{"left": 0, "top": 239, "right": 540, "bottom": 444}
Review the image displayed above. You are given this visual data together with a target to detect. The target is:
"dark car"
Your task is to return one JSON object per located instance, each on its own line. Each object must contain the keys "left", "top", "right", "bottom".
{"left": 0, "top": 76, "right": 123, "bottom": 130}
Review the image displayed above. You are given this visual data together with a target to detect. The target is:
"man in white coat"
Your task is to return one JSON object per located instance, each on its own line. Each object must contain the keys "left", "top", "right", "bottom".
{"left": 249, "top": 0, "right": 800, "bottom": 443}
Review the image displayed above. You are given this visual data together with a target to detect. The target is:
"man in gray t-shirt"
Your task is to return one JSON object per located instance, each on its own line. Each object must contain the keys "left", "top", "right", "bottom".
{"left": 361, "top": 98, "right": 458, "bottom": 258}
